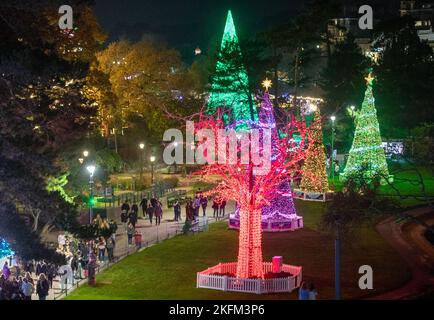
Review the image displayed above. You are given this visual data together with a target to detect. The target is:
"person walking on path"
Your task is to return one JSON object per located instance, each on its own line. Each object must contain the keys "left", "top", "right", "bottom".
{"left": 212, "top": 199, "right": 219, "bottom": 218}
{"left": 193, "top": 195, "right": 201, "bottom": 217}
{"left": 106, "top": 236, "right": 115, "bottom": 262}
{"left": 127, "top": 223, "right": 135, "bottom": 246}
{"left": 36, "top": 273, "right": 50, "bottom": 300}
{"left": 131, "top": 202, "right": 139, "bottom": 218}
{"left": 129, "top": 208, "right": 138, "bottom": 228}
{"left": 121, "top": 200, "right": 130, "bottom": 215}
{"left": 97, "top": 237, "right": 106, "bottom": 262}
{"left": 2, "top": 261, "right": 10, "bottom": 280}
{"left": 201, "top": 196, "right": 208, "bottom": 217}
{"left": 121, "top": 200, "right": 130, "bottom": 223}
{"left": 21, "top": 277, "right": 34, "bottom": 300}
{"left": 140, "top": 197, "right": 148, "bottom": 217}
{"left": 219, "top": 199, "right": 226, "bottom": 217}
{"left": 185, "top": 200, "right": 194, "bottom": 221}
{"left": 146, "top": 203, "right": 154, "bottom": 224}
{"left": 154, "top": 203, "right": 163, "bottom": 225}
{"left": 173, "top": 201, "right": 181, "bottom": 221}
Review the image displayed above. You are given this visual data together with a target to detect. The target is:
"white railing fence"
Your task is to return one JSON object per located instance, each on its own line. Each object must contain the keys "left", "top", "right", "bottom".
{"left": 197, "top": 262, "right": 302, "bottom": 294}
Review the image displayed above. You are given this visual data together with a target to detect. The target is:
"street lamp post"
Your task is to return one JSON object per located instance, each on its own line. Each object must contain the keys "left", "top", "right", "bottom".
{"left": 150, "top": 156, "right": 156, "bottom": 185}
{"left": 86, "top": 165, "right": 96, "bottom": 224}
{"left": 139, "top": 143, "right": 145, "bottom": 188}
{"left": 330, "top": 116, "right": 336, "bottom": 180}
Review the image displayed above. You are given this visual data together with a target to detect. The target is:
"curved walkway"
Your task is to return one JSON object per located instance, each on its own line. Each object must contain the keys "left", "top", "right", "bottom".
{"left": 371, "top": 207, "right": 434, "bottom": 299}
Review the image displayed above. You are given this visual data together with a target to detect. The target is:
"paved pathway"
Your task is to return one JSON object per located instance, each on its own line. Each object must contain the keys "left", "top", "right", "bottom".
{"left": 370, "top": 207, "right": 434, "bottom": 299}
{"left": 45, "top": 201, "right": 235, "bottom": 300}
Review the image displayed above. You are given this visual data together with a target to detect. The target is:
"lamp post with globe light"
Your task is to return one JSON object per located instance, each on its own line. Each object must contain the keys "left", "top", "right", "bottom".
{"left": 150, "top": 156, "right": 156, "bottom": 185}
{"left": 330, "top": 116, "right": 336, "bottom": 180}
{"left": 139, "top": 143, "right": 145, "bottom": 187}
{"left": 86, "top": 164, "right": 96, "bottom": 224}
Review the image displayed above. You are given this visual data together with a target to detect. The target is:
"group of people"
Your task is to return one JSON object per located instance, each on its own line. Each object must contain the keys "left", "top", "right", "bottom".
{"left": 298, "top": 282, "right": 318, "bottom": 300}
{"left": 0, "top": 260, "right": 58, "bottom": 300}
{"left": 211, "top": 197, "right": 227, "bottom": 218}
{"left": 173, "top": 193, "right": 227, "bottom": 222}
{"left": 121, "top": 197, "right": 164, "bottom": 227}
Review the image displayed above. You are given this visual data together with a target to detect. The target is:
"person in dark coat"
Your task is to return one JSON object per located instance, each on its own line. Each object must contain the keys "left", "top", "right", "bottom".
{"left": 154, "top": 203, "right": 163, "bottom": 225}
{"left": 129, "top": 209, "right": 138, "bottom": 227}
{"left": 212, "top": 199, "right": 219, "bottom": 218}
{"left": 185, "top": 201, "right": 194, "bottom": 221}
{"left": 200, "top": 196, "right": 208, "bottom": 216}
{"left": 146, "top": 204, "right": 154, "bottom": 224}
{"left": 173, "top": 201, "right": 181, "bottom": 221}
{"left": 40, "top": 261, "right": 48, "bottom": 277}
{"left": 121, "top": 200, "right": 130, "bottom": 216}
{"left": 139, "top": 198, "right": 148, "bottom": 217}
{"left": 36, "top": 273, "right": 50, "bottom": 300}
{"left": 131, "top": 202, "right": 139, "bottom": 215}
{"left": 219, "top": 199, "right": 227, "bottom": 217}
{"left": 35, "top": 261, "right": 42, "bottom": 276}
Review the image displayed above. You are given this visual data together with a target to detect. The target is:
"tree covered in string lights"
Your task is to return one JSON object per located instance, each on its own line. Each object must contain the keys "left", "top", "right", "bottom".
{"left": 207, "top": 10, "right": 258, "bottom": 127}
{"left": 342, "top": 73, "right": 390, "bottom": 181}
{"left": 258, "top": 92, "right": 299, "bottom": 219}
{"left": 192, "top": 110, "right": 307, "bottom": 279}
{"left": 300, "top": 109, "right": 329, "bottom": 193}
{"left": 0, "top": 239, "right": 14, "bottom": 259}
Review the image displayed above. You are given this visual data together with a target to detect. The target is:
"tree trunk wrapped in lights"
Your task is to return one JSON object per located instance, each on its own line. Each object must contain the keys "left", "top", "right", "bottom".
{"left": 342, "top": 73, "right": 390, "bottom": 181}
{"left": 300, "top": 109, "right": 329, "bottom": 193}
{"left": 192, "top": 111, "right": 307, "bottom": 279}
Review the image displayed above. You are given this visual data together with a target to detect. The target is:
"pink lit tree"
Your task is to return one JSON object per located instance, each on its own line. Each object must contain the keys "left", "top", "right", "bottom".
{"left": 190, "top": 107, "right": 308, "bottom": 279}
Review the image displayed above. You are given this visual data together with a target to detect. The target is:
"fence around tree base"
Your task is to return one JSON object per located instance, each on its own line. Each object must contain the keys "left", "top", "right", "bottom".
{"left": 196, "top": 262, "right": 302, "bottom": 294}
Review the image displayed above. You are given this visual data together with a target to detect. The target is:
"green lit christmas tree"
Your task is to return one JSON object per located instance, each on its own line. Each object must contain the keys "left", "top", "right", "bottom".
{"left": 207, "top": 10, "right": 258, "bottom": 126}
{"left": 342, "top": 73, "right": 390, "bottom": 181}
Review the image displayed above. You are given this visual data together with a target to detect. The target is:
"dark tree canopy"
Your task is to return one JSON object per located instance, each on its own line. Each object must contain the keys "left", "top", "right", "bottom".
{"left": 0, "top": 0, "right": 104, "bottom": 262}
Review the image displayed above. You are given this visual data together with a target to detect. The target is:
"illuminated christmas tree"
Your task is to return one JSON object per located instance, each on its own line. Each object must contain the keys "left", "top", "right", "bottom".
{"left": 342, "top": 73, "right": 389, "bottom": 181}
{"left": 258, "top": 93, "right": 299, "bottom": 221}
{"left": 300, "top": 109, "right": 329, "bottom": 192}
{"left": 207, "top": 10, "right": 258, "bottom": 127}
{"left": 0, "top": 239, "right": 14, "bottom": 259}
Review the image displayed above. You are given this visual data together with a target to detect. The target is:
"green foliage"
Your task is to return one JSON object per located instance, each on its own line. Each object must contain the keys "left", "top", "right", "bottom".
{"left": 73, "top": 219, "right": 117, "bottom": 241}
{"left": 96, "top": 148, "right": 124, "bottom": 174}
{"left": 374, "top": 15, "right": 434, "bottom": 137}
{"left": 408, "top": 123, "right": 434, "bottom": 166}
{"left": 321, "top": 171, "right": 399, "bottom": 237}
{"left": 320, "top": 34, "right": 368, "bottom": 151}
{"left": 46, "top": 173, "right": 75, "bottom": 204}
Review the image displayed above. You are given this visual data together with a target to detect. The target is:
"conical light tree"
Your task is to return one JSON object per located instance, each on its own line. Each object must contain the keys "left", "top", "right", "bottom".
{"left": 342, "top": 73, "right": 389, "bottom": 181}
{"left": 300, "top": 109, "right": 329, "bottom": 193}
{"left": 207, "top": 10, "right": 258, "bottom": 127}
{"left": 259, "top": 92, "right": 299, "bottom": 219}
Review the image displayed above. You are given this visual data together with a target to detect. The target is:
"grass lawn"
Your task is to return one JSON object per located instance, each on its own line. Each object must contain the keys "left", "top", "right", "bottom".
{"left": 330, "top": 165, "right": 434, "bottom": 207}
{"left": 66, "top": 200, "right": 410, "bottom": 300}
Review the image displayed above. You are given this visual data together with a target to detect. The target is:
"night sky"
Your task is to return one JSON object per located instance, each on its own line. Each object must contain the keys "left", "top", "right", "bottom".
{"left": 95, "top": 0, "right": 304, "bottom": 58}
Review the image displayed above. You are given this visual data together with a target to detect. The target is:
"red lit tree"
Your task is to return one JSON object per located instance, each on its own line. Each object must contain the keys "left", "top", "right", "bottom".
{"left": 190, "top": 110, "right": 307, "bottom": 279}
